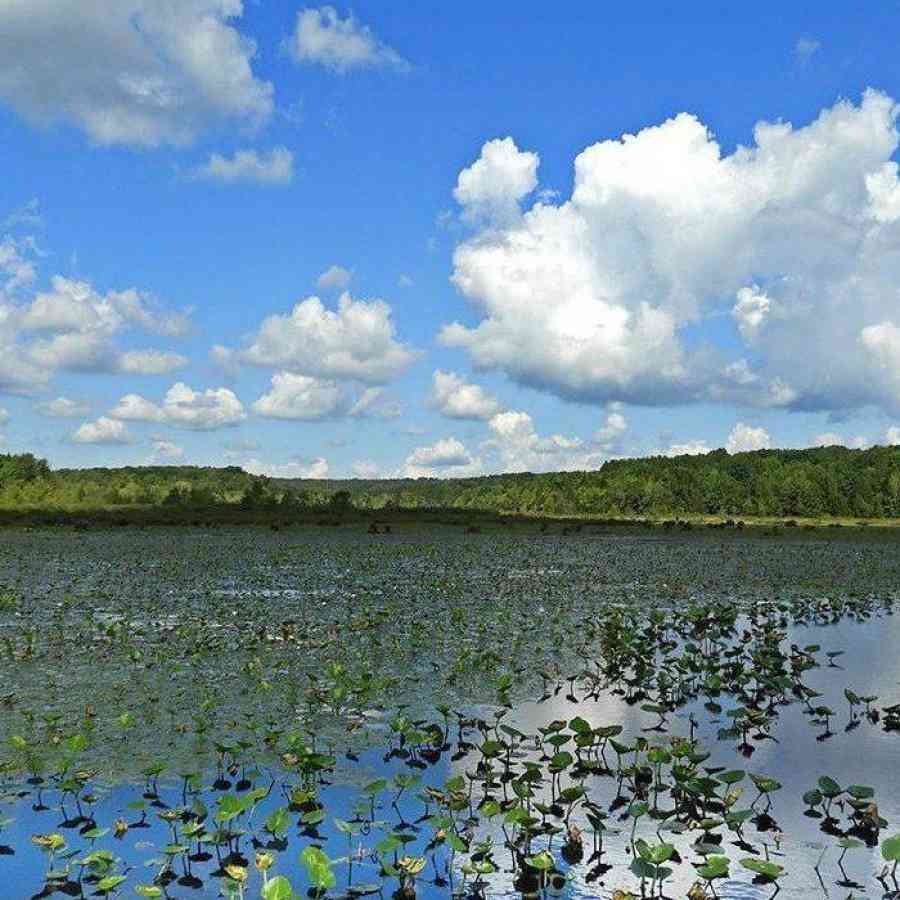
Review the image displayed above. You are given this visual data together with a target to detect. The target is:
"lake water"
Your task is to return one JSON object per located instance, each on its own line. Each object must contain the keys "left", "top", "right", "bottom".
{"left": 2, "top": 524, "right": 900, "bottom": 898}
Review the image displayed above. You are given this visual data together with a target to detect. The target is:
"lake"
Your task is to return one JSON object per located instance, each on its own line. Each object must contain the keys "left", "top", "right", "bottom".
{"left": 2, "top": 523, "right": 900, "bottom": 899}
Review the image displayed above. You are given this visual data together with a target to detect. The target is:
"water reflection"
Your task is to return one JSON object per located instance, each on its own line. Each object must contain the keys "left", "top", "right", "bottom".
{"left": 4, "top": 527, "right": 900, "bottom": 898}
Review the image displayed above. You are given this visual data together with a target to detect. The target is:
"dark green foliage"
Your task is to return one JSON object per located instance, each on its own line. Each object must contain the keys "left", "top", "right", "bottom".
{"left": 279, "top": 444, "right": 900, "bottom": 519}
{"left": 3, "top": 444, "right": 900, "bottom": 520}
{"left": 0, "top": 454, "right": 284, "bottom": 512}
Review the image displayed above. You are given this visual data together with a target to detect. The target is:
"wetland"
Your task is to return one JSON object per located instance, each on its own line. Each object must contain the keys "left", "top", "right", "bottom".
{"left": 2, "top": 523, "right": 900, "bottom": 899}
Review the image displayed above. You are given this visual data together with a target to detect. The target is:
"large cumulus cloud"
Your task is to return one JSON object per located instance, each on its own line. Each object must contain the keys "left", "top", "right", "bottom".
{"left": 441, "top": 91, "right": 900, "bottom": 415}
{"left": 226, "top": 292, "right": 419, "bottom": 385}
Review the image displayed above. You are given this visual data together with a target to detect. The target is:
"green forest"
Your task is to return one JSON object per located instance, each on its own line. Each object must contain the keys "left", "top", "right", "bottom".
{"left": 3, "top": 444, "right": 900, "bottom": 521}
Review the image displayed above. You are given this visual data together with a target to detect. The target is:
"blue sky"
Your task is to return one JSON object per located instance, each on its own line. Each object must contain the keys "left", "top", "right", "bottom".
{"left": 2, "top": 2, "right": 900, "bottom": 478}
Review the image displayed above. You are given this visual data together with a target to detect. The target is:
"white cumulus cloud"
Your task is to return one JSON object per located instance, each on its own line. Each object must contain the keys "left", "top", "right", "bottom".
{"left": 454, "top": 137, "right": 539, "bottom": 223}
{"left": 253, "top": 373, "right": 345, "bottom": 420}
{"left": 726, "top": 422, "right": 772, "bottom": 454}
{"left": 190, "top": 147, "right": 294, "bottom": 185}
{"left": 287, "top": 6, "right": 408, "bottom": 72}
{"left": 666, "top": 440, "right": 711, "bottom": 457}
{"left": 866, "top": 162, "right": 900, "bottom": 223}
{"left": 442, "top": 91, "right": 900, "bottom": 417}
{"left": 316, "top": 265, "right": 353, "bottom": 291}
{"left": 72, "top": 416, "right": 132, "bottom": 445}
{"left": 252, "top": 375, "right": 402, "bottom": 421}
{"left": 0, "top": 0, "right": 273, "bottom": 146}
{"left": 148, "top": 438, "right": 185, "bottom": 461}
{"left": 732, "top": 287, "right": 772, "bottom": 343}
{"left": 243, "top": 456, "right": 329, "bottom": 479}
{"left": 485, "top": 410, "right": 598, "bottom": 473}
{"left": 401, "top": 437, "right": 481, "bottom": 478}
{"left": 811, "top": 432, "right": 869, "bottom": 449}
{"left": 428, "top": 370, "right": 502, "bottom": 420}
{"left": 594, "top": 408, "right": 628, "bottom": 451}
{"left": 235, "top": 292, "right": 419, "bottom": 384}
{"left": 111, "top": 382, "right": 245, "bottom": 430}
{"left": 1, "top": 268, "right": 190, "bottom": 393}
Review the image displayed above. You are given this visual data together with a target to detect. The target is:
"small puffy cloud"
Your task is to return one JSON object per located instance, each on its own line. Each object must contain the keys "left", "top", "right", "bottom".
{"left": 71, "top": 416, "right": 132, "bottom": 445}
{"left": 811, "top": 432, "right": 869, "bottom": 449}
{"left": 236, "top": 292, "right": 419, "bottom": 384}
{"left": 666, "top": 440, "right": 711, "bottom": 457}
{"left": 148, "top": 439, "right": 184, "bottom": 461}
{"left": 252, "top": 374, "right": 401, "bottom": 421}
{"left": 0, "top": 0, "right": 273, "bottom": 146}
{"left": 253, "top": 373, "right": 344, "bottom": 420}
{"left": 19, "top": 276, "right": 188, "bottom": 337}
{"left": 0, "top": 407, "right": 8, "bottom": 424}
{"left": 429, "top": 370, "right": 502, "bottom": 420}
{"left": 795, "top": 36, "right": 821, "bottom": 63}
{"left": 34, "top": 396, "right": 91, "bottom": 418}
{"left": 110, "top": 393, "right": 165, "bottom": 423}
{"left": 287, "top": 6, "right": 408, "bottom": 72}
{"left": 110, "top": 382, "right": 245, "bottom": 430}
{"left": 726, "top": 422, "right": 772, "bottom": 454}
{"left": 454, "top": 137, "right": 539, "bottom": 223}
{"left": 351, "top": 460, "right": 380, "bottom": 478}
{"left": 190, "top": 147, "right": 294, "bottom": 186}
{"left": 153, "top": 383, "right": 246, "bottom": 430}
{"left": 886, "top": 426, "right": 900, "bottom": 445}
{"left": 401, "top": 437, "right": 481, "bottom": 478}
{"left": 478, "top": 409, "right": 623, "bottom": 474}
{"left": 812, "top": 431, "right": 842, "bottom": 447}
{"left": 398, "top": 274, "right": 414, "bottom": 288}
{"left": 1, "top": 271, "right": 191, "bottom": 392}
{"left": 243, "top": 456, "right": 329, "bottom": 479}
{"left": 408, "top": 437, "right": 473, "bottom": 468}
{"left": 316, "top": 265, "right": 353, "bottom": 291}
{"left": 594, "top": 408, "right": 628, "bottom": 451}
{"left": 732, "top": 287, "right": 771, "bottom": 343}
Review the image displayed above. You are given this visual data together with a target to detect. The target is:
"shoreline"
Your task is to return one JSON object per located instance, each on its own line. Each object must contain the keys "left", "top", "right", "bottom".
{"left": 1, "top": 505, "right": 899, "bottom": 534}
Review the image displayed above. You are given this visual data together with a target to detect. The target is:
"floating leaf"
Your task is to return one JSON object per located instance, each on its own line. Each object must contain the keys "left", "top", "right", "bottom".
{"left": 262, "top": 876, "right": 295, "bottom": 900}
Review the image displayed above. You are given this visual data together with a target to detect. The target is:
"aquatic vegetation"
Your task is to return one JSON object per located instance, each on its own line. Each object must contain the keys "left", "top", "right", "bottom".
{"left": 2, "top": 525, "right": 900, "bottom": 896}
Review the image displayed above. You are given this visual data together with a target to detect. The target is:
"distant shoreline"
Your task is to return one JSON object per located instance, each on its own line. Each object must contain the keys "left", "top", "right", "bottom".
{"left": 1, "top": 505, "right": 898, "bottom": 535}
{"left": 4, "top": 446, "right": 900, "bottom": 528}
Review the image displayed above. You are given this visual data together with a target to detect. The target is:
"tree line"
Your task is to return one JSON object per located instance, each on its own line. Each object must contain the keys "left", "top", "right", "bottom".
{"left": 2, "top": 445, "right": 900, "bottom": 519}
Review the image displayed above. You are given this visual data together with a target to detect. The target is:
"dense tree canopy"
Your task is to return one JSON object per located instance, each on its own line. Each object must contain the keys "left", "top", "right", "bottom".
{"left": 281, "top": 445, "right": 900, "bottom": 519}
{"left": 0, "top": 455, "right": 273, "bottom": 511}
{"left": 2, "top": 445, "right": 900, "bottom": 519}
